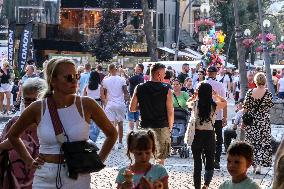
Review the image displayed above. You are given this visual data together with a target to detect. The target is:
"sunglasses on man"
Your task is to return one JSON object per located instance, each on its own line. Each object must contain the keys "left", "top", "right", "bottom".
{"left": 63, "top": 74, "right": 81, "bottom": 83}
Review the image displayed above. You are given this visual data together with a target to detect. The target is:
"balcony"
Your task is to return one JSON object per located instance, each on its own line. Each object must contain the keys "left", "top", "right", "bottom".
{"left": 42, "top": 25, "right": 147, "bottom": 52}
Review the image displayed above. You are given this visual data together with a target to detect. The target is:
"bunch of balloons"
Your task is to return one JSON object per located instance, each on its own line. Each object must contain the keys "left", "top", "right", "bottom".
{"left": 200, "top": 27, "right": 226, "bottom": 67}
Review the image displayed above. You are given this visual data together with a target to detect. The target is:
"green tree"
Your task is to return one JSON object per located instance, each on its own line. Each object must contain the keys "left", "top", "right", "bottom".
{"left": 87, "top": 0, "right": 130, "bottom": 63}
{"left": 211, "top": 0, "right": 259, "bottom": 66}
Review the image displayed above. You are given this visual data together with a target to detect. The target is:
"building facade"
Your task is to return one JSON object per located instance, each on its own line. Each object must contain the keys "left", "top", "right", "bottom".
{"left": 2, "top": 0, "right": 181, "bottom": 63}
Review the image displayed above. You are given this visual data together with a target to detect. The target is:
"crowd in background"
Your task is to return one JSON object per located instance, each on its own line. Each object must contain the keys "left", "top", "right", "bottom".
{"left": 0, "top": 58, "right": 284, "bottom": 189}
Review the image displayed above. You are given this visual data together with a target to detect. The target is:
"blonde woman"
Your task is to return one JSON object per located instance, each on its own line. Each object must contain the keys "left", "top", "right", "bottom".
{"left": 243, "top": 72, "right": 274, "bottom": 174}
{"left": 7, "top": 58, "right": 117, "bottom": 188}
{"left": 0, "top": 60, "right": 13, "bottom": 115}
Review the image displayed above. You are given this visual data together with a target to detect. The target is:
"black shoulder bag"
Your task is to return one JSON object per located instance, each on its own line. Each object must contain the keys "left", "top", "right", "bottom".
{"left": 173, "top": 93, "right": 190, "bottom": 119}
{"left": 47, "top": 97, "right": 105, "bottom": 183}
{"left": 242, "top": 90, "right": 267, "bottom": 126}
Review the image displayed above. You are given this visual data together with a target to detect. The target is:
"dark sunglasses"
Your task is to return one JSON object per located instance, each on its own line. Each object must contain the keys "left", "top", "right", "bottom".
{"left": 23, "top": 97, "right": 37, "bottom": 104}
{"left": 63, "top": 74, "right": 80, "bottom": 83}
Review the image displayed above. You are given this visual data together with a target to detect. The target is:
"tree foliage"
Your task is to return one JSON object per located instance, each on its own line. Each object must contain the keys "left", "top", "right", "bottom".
{"left": 211, "top": 0, "right": 262, "bottom": 66}
{"left": 86, "top": 0, "right": 132, "bottom": 62}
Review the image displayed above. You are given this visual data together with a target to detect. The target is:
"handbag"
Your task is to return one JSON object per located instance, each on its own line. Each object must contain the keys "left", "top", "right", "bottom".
{"left": 242, "top": 90, "right": 267, "bottom": 126}
{"left": 184, "top": 101, "right": 198, "bottom": 145}
{"left": 47, "top": 97, "right": 105, "bottom": 181}
{"left": 173, "top": 93, "right": 190, "bottom": 118}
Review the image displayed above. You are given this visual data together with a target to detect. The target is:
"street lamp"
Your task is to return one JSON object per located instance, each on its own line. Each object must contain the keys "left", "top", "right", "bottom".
{"left": 257, "top": 0, "right": 275, "bottom": 98}
{"left": 244, "top": 29, "right": 251, "bottom": 37}
{"left": 263, "top": 19, "right": 271, "bottom": 29}
{"left": 281, "top": 35, "right": 284, "bottom": 42}
{"left": 243, "top": 28, "right": 253, "bottom": 69}
{"left": 174, "top": 0, "right": 196, "bottom": 61}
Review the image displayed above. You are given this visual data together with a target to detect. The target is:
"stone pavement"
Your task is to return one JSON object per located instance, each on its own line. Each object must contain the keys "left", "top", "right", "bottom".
{"left": 90, "top": 124, "right": 283, "bottom": 189}
{"left": 1, "top": 100, "right": 283, "bottom": 189}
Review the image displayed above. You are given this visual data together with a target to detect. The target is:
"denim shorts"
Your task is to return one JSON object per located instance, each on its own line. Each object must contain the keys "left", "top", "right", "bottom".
{"left": 127, "top": 110, "right": 140, "bottom": 122}
{"left": 32, "top": 163, "right": 91, "bottom": 189}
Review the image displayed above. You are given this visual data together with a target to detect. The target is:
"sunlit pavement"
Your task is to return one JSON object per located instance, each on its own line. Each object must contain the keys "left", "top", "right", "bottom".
{"left": 91, "top": 99, "right": 283, "bottom": 189}
{"left": 0, "top": 99, "right": 283, "bottom": 189}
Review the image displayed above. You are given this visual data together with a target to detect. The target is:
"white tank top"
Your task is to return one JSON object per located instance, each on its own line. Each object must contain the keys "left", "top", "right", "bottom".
{"left": 86, "top": 85, "right": 101, "bottom": 100}
{"left": 37, "top": 96, "right": 89, "bottom": 154}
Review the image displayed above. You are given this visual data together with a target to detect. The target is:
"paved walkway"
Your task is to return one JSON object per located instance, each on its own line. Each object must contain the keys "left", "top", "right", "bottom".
{"left": 90, "top": 124, "right": 283, "bottom": 189}
{"left": 0, "top": 100, "right": 283, "bottom": 189}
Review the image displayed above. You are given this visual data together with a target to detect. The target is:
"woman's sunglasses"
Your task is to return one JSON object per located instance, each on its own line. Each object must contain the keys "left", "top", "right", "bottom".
{"left": 63, "top": 74, "right": 81, "bottom": 83}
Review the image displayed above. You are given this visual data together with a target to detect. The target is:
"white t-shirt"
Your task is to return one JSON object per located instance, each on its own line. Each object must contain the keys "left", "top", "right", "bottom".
{"left": 278, "top": 78, "right": 284, "bottom": 92}
{"left": 217, "top": 74, "right": 230, "bottom": 92}
{"left": 86, "top": 85, "right": 101, "bottom": 100}
{"left": 102, "top": 75, "right": 126, "bottom": 105}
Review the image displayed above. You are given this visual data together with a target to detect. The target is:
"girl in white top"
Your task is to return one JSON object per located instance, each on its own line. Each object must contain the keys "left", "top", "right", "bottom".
{"left": 187, "top": 83, "right": 227, "bottom": 189}
{"left": 7, "top": 58, "right": 117, "bottom": 189}
{"left": 83, "top": 71, "right": 104, "bottom": 143}
{"left": 83, "top": 71, "right": 103, "bottom": 102}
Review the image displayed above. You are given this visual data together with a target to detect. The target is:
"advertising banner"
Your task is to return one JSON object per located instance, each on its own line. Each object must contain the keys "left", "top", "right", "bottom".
{"left": 7, "top": 22, "right": 16, "bottom": 66}
{"left": 18, "top": 21, "right": 33, "bottom": 72}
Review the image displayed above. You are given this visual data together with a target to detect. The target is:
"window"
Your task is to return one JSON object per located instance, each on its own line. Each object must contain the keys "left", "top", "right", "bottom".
{"left": 153, "top": 13, "right": 157, "bottom": 29}
{"left": 159, "top": 13, "right": 164, "bottom": 30}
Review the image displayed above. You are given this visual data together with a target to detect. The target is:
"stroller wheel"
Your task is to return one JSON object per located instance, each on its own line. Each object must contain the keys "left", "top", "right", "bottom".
{"left": 179, "top": 150, "right": 183, "bottom": 158}
{"left": 186, "top": 149, "right": 190, "bottom": 158}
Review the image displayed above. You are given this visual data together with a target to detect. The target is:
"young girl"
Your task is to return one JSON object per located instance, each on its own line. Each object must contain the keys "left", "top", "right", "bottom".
{"left": 116, "top": 130, "right": 169, "bottom": 189}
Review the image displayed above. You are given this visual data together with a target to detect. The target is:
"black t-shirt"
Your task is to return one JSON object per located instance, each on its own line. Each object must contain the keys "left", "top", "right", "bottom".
{"left": 129, "top": 73, "right": 144, "bottom": 97}
{"left": 0, "top": 69, "right": 11, "bottom": 84}
{"left": 136, "top": 81, "right": 170, "bottom": 128}
{"left": 178, "top": 72, "right": 188, "bottom": 83}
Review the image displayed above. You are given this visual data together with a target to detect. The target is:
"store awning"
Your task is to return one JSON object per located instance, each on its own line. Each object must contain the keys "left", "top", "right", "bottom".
{"left": 184, "top": 48, "right": 203, "bottom": 59}
{"left": 158, "top": 47, "right": 199, "bottom": 59}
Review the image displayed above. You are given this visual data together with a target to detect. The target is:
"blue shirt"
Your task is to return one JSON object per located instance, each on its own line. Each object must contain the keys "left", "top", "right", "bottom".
{"left": 79, "top": 72, "right": 90, "bottom": 96}
{"left": 219, "top": 177, "right": 260, "bottom": 189}
{"left": 129, "top": 73, "right": 144, "bottom": 97}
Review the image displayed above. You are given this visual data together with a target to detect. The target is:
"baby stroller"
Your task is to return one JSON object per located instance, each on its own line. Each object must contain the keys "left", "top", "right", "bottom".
{"left": 171, "top": 107, "right": 190, "bottom": 158}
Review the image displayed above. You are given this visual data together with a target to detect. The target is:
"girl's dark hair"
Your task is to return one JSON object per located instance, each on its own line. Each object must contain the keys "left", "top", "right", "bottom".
{"left": 197, "top": 83, "right": 216, "bottom": 124}
{"left": 197, "top": 70, "right": 205, "bottom": 81}
{"left": 126, "top": 130, "right": 156, "bottom": 163}
{"left": 146, "top": 68, "right": 150, "bottom": 75}
{"left": 88, "top": 71, "right": 101, "bottom": 90}
{"left": 164, "top": 70, "right": 173, "bottom": 80}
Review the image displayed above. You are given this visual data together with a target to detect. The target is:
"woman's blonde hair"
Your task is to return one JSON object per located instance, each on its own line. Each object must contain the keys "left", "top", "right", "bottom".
{"left": 254, "top": 72, "right": 266, "bottom": 86}
{"left": 42, "top": 58, "right": 76, "bottom": 98}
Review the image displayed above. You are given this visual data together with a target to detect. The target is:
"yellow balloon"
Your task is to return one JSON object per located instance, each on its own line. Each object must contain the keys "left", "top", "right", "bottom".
{"left": 219, "top": 35, "right": 225, "bottom": 43}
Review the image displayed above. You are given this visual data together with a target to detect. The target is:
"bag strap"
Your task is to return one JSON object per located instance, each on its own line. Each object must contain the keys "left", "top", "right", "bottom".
{"left": 134, "top": 164, "right": 152, "bottom": 189}
{"left": 173, "top": 93, "right": 182, "bottom": 108}
{"left": 47, "top": 97, "right": 69, "bottom": 143}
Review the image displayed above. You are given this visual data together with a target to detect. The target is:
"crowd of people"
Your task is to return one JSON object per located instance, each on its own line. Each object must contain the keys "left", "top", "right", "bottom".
{"left": 0, "top": 58, "right": 283, "bottom": 189}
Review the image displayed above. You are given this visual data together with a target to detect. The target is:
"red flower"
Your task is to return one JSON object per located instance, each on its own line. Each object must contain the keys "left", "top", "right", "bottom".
{"left": 256, "top": 46, "right": 263, "bottom": 52}
{"left": 195, "top": 19, "right": 215, "bottom": 33}
{"left": 242, "top": 38, "right": 255, "bottom": 48}
{"left": 257, "top": 33, "right": 276, "bottom": 42}
{"left": 276, "top": 43, "right": 284, "bottom": 50}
